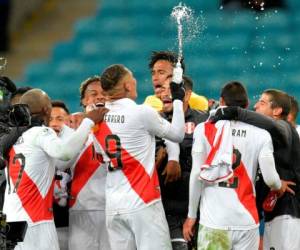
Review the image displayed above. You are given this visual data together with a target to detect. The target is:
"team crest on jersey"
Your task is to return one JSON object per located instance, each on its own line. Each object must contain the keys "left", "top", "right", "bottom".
{"left": 185, "top": 122, "right": 195, "bottom": 134}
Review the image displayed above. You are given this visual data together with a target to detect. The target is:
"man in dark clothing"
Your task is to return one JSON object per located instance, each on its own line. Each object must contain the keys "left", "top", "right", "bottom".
{"left": 211, "top": 88, "right": 299, "bottom": 250}
{"left": 156, "top": 76, "right": 208, "bottom": 250}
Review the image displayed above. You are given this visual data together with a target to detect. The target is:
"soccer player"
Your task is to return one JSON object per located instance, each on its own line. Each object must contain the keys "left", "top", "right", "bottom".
{"left": 211, "top": 89, "right": 300, "bottom": 250}
{"left": 183, "top": 82, "right": 292, "bottom": 249}
{"left": 144, "top": 51, "right": 208, "bottom": 111}
{"left": 49, "top": 100, "right": 72, "bottom": 135}
{"left": 93, "top": 64, "right": 185, "bottom": 250}
{"left": 3, "top": 89, "right": 107, "bottom": 250}
{"left": 157, "top": 75, "right": 208, "bottom": 250}
{"left": 253, "top": 90, "right": 300, "bottom": 250}
{"left": 68, "top": 76, "right": 111, "bottom": 250}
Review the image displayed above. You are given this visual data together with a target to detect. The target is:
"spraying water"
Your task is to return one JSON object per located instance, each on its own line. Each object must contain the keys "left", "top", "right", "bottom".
{"left": 171, "top": 2, "right": 192, "bottom": 65}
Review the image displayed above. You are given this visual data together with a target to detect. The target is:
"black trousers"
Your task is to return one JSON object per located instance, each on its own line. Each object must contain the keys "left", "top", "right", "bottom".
{"left": 166, "top": 214, "right": 197, "bottom": 250}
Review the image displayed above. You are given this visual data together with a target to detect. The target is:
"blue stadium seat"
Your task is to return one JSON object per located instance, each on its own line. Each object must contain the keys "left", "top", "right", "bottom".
{"left": 20, "top": 1, "right": 300, "bottom": 111}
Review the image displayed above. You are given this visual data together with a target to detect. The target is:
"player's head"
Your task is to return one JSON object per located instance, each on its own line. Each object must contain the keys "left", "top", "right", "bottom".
{"left": 161, "top": 75, "right": 193, "bottom": 114}
{"left": 287, "top": 96, "right": 299, "bottom": 127}
{"left": 100, "top": 64, "right": 137, "bottom": 101}
{"left": 220, "top": 81, "right": 248, "bottom": 108}
{"left": 49, "top": 100, "right": 70, "bottom": 134}
{"left": 10, "top": 86, "right": 33, "bottom": 105}
{"left": 149, "top": 51, "right": 185, "bottom": 97}
{"left": 19, "top": 88, "right": 52, "bottom": 125}
{"left": 254, "top": 89, "right": 291, "bottom": 120}
{"left": 80, "top": 76, "right": 105, "bottom": 110}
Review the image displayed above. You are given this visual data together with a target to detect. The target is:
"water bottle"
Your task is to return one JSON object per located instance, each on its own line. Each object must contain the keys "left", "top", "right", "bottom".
{"left": 262, "top": 191, "right": 278, "bottom": 212}
{"left": 172, "top": 62, "right": 183, "bottom": 84}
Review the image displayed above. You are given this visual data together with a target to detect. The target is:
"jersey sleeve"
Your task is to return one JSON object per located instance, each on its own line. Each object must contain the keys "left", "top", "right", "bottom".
{"left": 164, "top": 139, "right": 179, "bottom": 162}
{"left": 36, "top": 118, "right": 95, "bottom": 161}
{"left": 191, "top": 124, "right": 206, "bottom": 154}
{"left": 258, "top": 132, "right": 281, "bottom": 190}
{"left": 188, "top": 124, "right": 206, "bottom": 218}
{"left": 142, "top": 100, "right": 185, "bottom": 142}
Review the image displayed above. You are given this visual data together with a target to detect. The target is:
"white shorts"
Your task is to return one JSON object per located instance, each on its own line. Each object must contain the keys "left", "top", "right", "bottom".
{"left": 197, "top": 224, "right": 259, "bottom": 250}
{"left": 14, "top": 221, "right": 59, "bottom": 250}
{"left": 264, "top": 215, "right": 300, "bottom": 250}
{"left": 106, "top": 201, "right": 172, "bottom": 250}
{"left": 69, "top": 210, "right": 111, "bottom": 250}
{"left": 56, "top": 227, "right": 68, "bottom": 250}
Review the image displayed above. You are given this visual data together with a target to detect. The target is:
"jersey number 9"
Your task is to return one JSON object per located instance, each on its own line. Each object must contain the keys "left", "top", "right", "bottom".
{"left": 105, "top": 134, "right": 123, "bottom": 171}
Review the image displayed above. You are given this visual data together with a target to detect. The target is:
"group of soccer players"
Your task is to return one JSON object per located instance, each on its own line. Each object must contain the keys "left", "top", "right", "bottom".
{"left": 2, "top": 50, "right": 300, "bottom": 250}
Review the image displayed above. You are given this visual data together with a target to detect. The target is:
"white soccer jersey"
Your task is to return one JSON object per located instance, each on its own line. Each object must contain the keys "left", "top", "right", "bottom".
{"left": 4, "top": 127, "right": 58, "bottom": 224}
{"left": 3, "top": 119, "right": 94, "bottom": 224}
{"left": 93, "top": 98, "right": 184, "bottom": 215}
{"left": 59, "top": 124, "right": 74, "bottom": 138}
{"left": 69, "top": 134, "right": 107, "bottom": 211}
{"left": 189, "top": 121, "right": 281, "bottom": 230}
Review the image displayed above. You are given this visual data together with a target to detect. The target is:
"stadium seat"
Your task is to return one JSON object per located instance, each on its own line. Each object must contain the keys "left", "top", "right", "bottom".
{"left": 20, "top": 0, "right": 300, "bottom": 111}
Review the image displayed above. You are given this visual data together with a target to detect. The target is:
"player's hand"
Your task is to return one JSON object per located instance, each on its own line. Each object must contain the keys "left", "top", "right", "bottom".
{"left": 155, "top": 147, "right": 167, "bottom": 169}
{"left": 85, "top": 106, "right": 109, "bottom": 124}
{"left": 69, "top": 112, "right": 85, "bottom": 129}
{"left": 210, "top": 106, "right": 239, "bottom": 123}
{"left": 170, "top": 81, "right": 185, "bottom": 101}
{"left": 277, "top": 180, "right": 296, "bottom": 197}
{"left": 183, "top": 218, "right": 196, "bottom": 242}
{"left": 162, "top": 160, "right": 181, "bottom": 185}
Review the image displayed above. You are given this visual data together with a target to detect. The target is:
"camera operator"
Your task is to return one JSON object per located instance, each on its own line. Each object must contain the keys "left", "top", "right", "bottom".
{"left": 0, "top": 76, "right": 32, "bottom": 210}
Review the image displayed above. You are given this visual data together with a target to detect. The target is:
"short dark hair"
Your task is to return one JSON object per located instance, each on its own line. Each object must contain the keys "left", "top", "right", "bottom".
{"left": 289, "top": 95, "right": 299, "bottom": 119}
{"left": 264, "top": 89, "right": 291, "bottom": 119}
{"left": 11, "top": 86, "right": 33, "bottom": 99}
{"left": 100, "top": 64, "right": 128, "bottom": 92}
{"left": 148, "top": 51, "right": 186, "bottom": 73}
{"left": 183, "top": 75, "right": 193, "bottom": 91}
{"left": 51, "top": 100, "right": 70, "bottom": 114}
{"left": 220, "top": 81, "right": 248, "bottom": 108}
{"left": 79, "top": 76, "right": 100, "bottom": 105}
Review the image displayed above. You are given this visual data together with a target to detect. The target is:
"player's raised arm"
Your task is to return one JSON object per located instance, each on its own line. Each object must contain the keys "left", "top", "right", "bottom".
{"left": 38, "top": 107, "right": 108, "bottom": 161}
{"left": 143, "top": 65, "right": 185, "bottom": 142}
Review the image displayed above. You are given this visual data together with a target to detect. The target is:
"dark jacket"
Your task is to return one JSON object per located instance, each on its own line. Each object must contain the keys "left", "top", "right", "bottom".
{"left": 157, "top": 107, "right": 208, "bottom": 216}
{"left": 235, "top": 108, "right": 300, "bottom": 221}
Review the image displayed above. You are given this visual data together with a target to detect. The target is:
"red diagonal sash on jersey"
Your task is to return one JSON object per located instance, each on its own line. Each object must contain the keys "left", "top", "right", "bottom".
{"left": 204, "top": 121, "right": 217, "bottom": 147}
{"left": 205, "top": 125, "right": 225, "bottom": 165}
{"left": 8, "top": 148, "right": 54, "bottom": 222}
{"left": 234, "top": 161, "right": 259, "bottom": 224}
{"left": 204, "top": 122, "right": 259, "bottom": 224}
{"left": 69, "top": 142, "right": 102, "bottom": 208}
{"left": 94, "top": 122, "right": 160, "bottom": 204}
